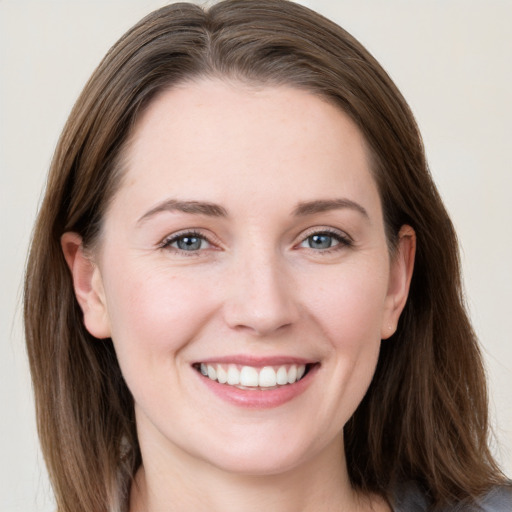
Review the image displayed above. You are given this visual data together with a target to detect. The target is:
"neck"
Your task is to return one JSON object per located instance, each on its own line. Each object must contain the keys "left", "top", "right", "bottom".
{"left": 129, "top": 435, "right": 387, "bottom": 512}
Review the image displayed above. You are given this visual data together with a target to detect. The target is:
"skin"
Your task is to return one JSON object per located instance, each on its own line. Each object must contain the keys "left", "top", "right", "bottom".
{"left": 62, "top": 80, "right": 415, "bottom": 512}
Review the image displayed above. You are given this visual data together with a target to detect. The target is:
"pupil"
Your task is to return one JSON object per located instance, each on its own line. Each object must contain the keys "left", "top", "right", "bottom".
{"left": 178, "top": 236, "right": 201, "bottom": 251}
{"left": 310, "top": 234, "right": 331, "bottom": 249}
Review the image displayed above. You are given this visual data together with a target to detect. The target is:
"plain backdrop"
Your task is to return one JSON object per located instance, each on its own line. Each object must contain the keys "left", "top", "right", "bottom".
{"left": 1, "top": 1, "right": 511, "bottom": 511}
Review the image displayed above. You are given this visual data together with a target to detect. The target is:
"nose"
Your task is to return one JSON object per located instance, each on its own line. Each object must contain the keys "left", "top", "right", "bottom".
{"left": 223, "top": 250, "right": 300, "bottom": 337}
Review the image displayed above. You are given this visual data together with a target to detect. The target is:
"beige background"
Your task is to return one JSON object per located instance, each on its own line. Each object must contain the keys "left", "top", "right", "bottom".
{"left": 1, "top": 1, "right": 510, "bottom": 510}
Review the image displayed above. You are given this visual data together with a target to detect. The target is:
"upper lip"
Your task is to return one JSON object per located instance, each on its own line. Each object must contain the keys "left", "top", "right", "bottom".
{"left": 193, "top": 355, "right": 317, "bottom": 366}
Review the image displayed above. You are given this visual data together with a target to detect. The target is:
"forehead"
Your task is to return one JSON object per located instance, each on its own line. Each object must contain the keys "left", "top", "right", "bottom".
{"left": 115, "top": 79, "right": 381, "bottom": 218}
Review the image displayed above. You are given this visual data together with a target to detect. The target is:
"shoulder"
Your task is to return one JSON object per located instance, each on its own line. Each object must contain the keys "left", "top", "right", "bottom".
{"left": 391, "top": 482, "right": 428, "bottom": 512}
{"left": 473, "top": 486, "right": 512, "bottom": 512}
{"left": 392, "top": 482, "right": 512, "bottom": 512}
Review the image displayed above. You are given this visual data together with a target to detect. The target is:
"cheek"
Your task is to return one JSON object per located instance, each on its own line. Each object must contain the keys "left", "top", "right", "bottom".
{"left": 102, "top": 261, "right": 218, "bottom": 371}
{"left": 301, "top": 263, "right": 388, "bottom": 420}
{"left": 304, "top": 262, "right": 389, "bottom": 345}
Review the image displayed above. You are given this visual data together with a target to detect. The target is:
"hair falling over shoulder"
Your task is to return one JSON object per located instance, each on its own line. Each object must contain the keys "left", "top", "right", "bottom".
{"left": 24, "top": 1, "right": 508, "bottom": 511}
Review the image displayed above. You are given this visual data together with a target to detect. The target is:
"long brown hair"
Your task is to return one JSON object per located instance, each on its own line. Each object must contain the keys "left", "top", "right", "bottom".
{"left": 24, "top": 1, "right": 506, "bottom": 511}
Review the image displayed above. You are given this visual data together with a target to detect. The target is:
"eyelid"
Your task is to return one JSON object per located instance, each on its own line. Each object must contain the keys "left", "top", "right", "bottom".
{"left": 157, "top": 226, "right": 352, "bottom": 254}
{"left": 298, "top": 226, "right": 352, "bottom": 242}
{"left": 159, "top": 229, "right": 221, "bottom": 253}
{"left": 294, "top": 226, "right": 353, "bottom": 250}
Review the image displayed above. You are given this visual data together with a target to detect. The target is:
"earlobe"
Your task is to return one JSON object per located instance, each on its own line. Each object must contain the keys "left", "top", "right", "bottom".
{"left": 61, "top": 232, "right": 111, "bottom": 339}
{"left": 381, "top": 225, "right": 416, "bottom": 339}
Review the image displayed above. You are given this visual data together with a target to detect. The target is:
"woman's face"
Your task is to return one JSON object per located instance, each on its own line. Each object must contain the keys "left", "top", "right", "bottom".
{"left": 70, "top": 80, "right": 413, "bottom": 476}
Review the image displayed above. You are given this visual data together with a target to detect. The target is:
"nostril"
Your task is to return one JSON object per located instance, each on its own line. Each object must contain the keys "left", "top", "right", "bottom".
{"left": 223, "top": 300, "right": 299, "bottom": 336}
{"left": 222, "top": 264, "right": 300, "bottom": 336}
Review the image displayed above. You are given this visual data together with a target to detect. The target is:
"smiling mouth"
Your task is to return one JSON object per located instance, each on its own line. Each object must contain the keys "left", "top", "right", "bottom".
{"left": 193, "top": 363, "right": 313, "bottom": 390}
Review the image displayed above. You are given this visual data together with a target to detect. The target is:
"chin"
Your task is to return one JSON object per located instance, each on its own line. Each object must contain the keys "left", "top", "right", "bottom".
{"left": 192, "top": 429, "right": 328, "bottom": 477}
{"left": 207, "top": 450, "right": 309, "bottom": 477}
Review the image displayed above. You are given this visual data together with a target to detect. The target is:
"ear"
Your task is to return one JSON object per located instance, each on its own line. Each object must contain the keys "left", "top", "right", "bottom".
{"left": 381, "top": 225, "right": 416, "bottom": 340}
{"left": 61, "top": 232, "right": 111, "bottom": 339}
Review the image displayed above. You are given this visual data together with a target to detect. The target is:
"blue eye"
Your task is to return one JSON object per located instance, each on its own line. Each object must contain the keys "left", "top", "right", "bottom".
{"left": 298, "top": 230, "right": 351, "bottom": 251}
{"left": 175, "top": 235, "right": 204, "bottom": 251}
{"left": 163, "top": 232, "right": 211, "bottom": 252}
{"left": 305, "top": 233, "right": 339, "bottom": 250}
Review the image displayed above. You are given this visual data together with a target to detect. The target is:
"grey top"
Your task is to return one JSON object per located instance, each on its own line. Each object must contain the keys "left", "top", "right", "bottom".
{"left": 393, "top": 483, "right": 512, "bottom": 511}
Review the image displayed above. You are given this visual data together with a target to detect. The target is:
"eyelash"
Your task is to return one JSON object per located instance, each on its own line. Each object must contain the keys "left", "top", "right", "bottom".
{"left": 296, "top": 228, "right": 353, "bottom": 254}
{"left": 159, "top": 230, "right": 214, "bottom": 256}
{"left": 159, "top": 228, "right": 353, "bottom": 255}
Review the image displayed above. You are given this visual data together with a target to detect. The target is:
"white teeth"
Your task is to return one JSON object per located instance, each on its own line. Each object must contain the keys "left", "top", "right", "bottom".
{"left": 199, "top": 363, "right": 308, "bottom": 388}
{"left": 207, "top": 365, "right": 217, "bottom": 381}
{"left": 258, "top": 366, "right": 277, "bottom": 387}
{"left": 276, "top": 366, "right": 288, "bottom": 385}
{"left": 287, "top": 365, "right": 297, "bottom": 384}
{"left": 217, "top": 366, "right": 228, "bottom": 384}
{"left": 227, "top": 364, "right": 240, "bottom": 385}
{"left": 239, "top": 366, "right": 259, "bottom": 387}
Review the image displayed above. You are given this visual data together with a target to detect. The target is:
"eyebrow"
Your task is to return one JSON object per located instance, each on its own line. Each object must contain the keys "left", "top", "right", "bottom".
{"left": 137, "top": 197, "right": 369, "bottom": 225}
{"left": 137, "top": 199, "right": 228, "bottom": 224}
{"left": 293, "top": 199, "right": 369, "bottom": 219}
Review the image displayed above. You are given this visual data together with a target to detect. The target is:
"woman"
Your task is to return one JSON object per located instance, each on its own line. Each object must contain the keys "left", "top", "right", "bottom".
{"left": 24, "top": 1, "right": 510, "bottom": 511}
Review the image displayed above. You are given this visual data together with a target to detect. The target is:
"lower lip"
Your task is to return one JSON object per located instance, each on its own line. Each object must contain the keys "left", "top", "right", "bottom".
{"left": 195, "top": 365, "right": 317, "bottom": 409}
